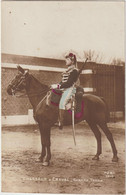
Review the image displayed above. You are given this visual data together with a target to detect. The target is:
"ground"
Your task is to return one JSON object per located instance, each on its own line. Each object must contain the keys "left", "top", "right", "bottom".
{"left": 1, "top": 121, "right": 125, "bottom": 194}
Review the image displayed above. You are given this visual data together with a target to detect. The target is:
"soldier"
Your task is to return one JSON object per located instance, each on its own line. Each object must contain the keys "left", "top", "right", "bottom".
{"left": 57, "top": 52, "right": 79, "bottom": 129}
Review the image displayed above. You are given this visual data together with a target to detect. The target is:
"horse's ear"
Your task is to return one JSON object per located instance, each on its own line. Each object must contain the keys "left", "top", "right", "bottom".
{"left": 24, "top": 70, "right": 29, "bottom": 76}
{"left": 17, "top": 65, "right": 25, "bottom": 74}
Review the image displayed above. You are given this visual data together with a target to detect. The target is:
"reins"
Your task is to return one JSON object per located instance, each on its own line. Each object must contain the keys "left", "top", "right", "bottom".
{"left": 14, "top": 89, "right": 49, "bottom": 98}
{"left": 37, "top": 93, "right": 49, "bottom": 105}
{"left": 27, "top": 89, "right": 49, "bottom": 98}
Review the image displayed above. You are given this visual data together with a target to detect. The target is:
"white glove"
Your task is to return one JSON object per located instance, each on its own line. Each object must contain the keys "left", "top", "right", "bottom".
{"left": 50, "top": 84, "right": 58, "bottom": 89}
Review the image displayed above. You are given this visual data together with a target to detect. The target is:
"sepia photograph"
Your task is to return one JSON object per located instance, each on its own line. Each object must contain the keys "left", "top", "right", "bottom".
{"left": 1, "top": 1, "right": 125, "bottom": 194}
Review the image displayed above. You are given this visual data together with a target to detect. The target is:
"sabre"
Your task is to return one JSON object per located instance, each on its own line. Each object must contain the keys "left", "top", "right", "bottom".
{"left": 72, "top": 98, "right": 76, "bottom": 146}
{"left": 71, "top": 58, "right": 88, "bottom": 146}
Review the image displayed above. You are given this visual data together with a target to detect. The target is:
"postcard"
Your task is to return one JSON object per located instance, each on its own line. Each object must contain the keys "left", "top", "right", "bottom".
{"left": 1, "top": 1, "right": 125, "bottom": 194}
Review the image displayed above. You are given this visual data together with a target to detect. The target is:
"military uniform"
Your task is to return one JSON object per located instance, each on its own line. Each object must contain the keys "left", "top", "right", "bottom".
{"left": 58, "top": 65, "right": 78, "bottom": 110}
{"left": 57, "top": 53, "right": 79, "bottom": 129}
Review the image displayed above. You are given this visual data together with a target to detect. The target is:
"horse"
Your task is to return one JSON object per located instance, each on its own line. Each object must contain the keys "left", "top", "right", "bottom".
{"left": 7, "top": 65, "right": 118, "bottom": 166}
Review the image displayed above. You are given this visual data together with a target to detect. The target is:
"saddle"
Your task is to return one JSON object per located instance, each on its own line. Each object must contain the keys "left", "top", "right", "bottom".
{"left": 48, "top": 86, "right": 84, "bottom": 113}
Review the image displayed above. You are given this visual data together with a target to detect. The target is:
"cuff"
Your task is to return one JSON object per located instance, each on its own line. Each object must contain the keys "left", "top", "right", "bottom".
{"left": 57, "top": 84, "right": 61, "bottom": 89}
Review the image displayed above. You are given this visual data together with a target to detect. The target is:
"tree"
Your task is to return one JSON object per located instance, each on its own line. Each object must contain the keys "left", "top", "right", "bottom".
{"left": 83, "top": 50, "right": 104, "bottom": 63}
{"left": 110, "top": 58, "right": 125, "bottom": 66}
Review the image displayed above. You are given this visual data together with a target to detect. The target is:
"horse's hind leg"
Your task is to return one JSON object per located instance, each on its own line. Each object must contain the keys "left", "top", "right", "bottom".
{"left": 98, "top": 122, "right": 118, "bottom": 162}
{"left": 87, "top": 121, "right": 102, "bottom": 160}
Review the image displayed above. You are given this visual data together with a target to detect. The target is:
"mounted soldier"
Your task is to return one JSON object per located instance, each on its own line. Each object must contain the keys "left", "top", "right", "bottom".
{"left": 51, "top": 52, "right": 80, "bottom": 129}
{"left": 7, "top": 63, "right": 119, "bottom": 165}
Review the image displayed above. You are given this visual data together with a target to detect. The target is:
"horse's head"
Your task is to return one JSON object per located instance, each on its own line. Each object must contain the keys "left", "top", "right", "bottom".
{"left": 7, "top": 65, "right": 29, "bottom": 96}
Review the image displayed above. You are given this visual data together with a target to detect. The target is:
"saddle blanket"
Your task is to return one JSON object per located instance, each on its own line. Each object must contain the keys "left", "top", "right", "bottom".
{"left": 50, "top": 88, "right": 84, "bottom": 119}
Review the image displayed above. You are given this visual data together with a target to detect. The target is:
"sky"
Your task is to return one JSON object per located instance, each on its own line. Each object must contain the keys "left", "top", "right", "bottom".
{"left": 1, "top": 1, "right": 125, "bottom": 63}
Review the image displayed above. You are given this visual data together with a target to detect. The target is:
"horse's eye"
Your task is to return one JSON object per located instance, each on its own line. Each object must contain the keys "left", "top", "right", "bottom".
{"left": 16, "top": 74, "right": 21, "bottom": 79}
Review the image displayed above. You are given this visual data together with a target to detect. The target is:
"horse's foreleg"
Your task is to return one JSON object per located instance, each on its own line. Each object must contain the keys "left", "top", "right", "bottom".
{"left": 42, "top": 145, "right": 51, "bottom": 166}
{"left": 98, "top": 122, "right": 118, "bottom": 162}
{"left": 41, "top": 127, "right": 51, "bottom": 166}
{"left": 37, "top": 122, "right": 46, "bottom": 162}
{"left": 38, "top": 143, "right": 46, "bottom": 162}
{"left": 87, "top": 121, "right": 102, "bottom": 160}
{"left": 38, "top": 119, "right": 51, "bottom": 166}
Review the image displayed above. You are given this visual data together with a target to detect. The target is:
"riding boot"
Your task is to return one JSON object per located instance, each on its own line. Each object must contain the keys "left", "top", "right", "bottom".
{"left": 59, "top": 109, "right": 65, "bottom": 130}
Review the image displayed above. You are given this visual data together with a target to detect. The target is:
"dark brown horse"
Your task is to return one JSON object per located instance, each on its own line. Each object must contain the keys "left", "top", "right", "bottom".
{"left": 7, "top": 66, "right": 118, "bottom": 166}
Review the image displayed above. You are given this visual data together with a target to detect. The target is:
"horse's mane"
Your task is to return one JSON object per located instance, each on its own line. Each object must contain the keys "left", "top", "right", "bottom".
{"left": 25, "top": 74, "right": 50, "bottom": 96}
{"left": 28, "top": 74, "right": 49, "bottom": 89}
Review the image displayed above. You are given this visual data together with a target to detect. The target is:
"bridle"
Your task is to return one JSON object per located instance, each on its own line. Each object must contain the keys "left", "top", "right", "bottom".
{"left": 8, "top": 73, "right": 26, "bottom": 96}
{"left": 9, "top": 72, "right": 49, "bottom": 98}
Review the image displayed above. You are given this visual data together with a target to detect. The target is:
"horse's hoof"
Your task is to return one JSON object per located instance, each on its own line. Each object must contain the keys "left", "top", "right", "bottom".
{"left": 92, "top": 155, "right": 99, "bottom": 160}
{"left": 42, "top": 161, "right": 49, "bottom": 166}
{"left": 35, "top": 156, "right": 43, "bottom": 162}
{"left": 39, "top": 156, "right": 43, "bottom": 161}
{"left": 35, "top": 158, "right": 43, "bottom": 163}
{"left": 112, "top": 156, "right": 119, "bottom": 162}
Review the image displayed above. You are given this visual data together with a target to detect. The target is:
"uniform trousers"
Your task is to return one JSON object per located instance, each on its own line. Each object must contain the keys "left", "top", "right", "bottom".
{"left": 59, "top": 86, "right": 76, "bottom": 110}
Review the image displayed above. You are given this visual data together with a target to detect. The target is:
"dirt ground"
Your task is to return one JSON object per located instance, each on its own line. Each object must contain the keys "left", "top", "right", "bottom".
{"left": 1, "top": 122, "right": 125, "bottom": 194}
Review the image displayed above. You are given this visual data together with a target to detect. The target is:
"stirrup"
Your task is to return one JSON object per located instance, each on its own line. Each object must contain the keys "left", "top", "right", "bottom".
{"left": 59, "top": 125, "right": 63, "bottom": 130}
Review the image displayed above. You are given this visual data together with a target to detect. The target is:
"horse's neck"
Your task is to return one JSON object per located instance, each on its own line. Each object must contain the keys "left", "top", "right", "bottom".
{"left": 26, "top": 75, "right": 49, "bottom": 109}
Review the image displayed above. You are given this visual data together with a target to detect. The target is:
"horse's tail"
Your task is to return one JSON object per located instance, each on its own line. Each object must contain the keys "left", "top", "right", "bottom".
{"left": 100, "top": 97, "right": 110, "bottom": 123}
